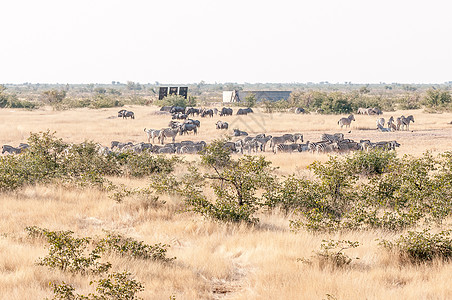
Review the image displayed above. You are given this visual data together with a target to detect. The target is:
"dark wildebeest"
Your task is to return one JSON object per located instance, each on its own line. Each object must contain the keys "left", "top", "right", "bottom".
{"left": 179, "top": 123, "right": 198, "bottom": 135}
{"left": 233, "top": 129, "right": 248, "bottom": 136}
{"left": 118, "top": 109, "right": 135, "bottom": 119}
{"left": 185, "top": 119, "right": 201, "bottom": 127}
{"left": 170, "top": 106, "right": 185, "bottom": 114}
{"left": 185, "top": 107, "right": 200, "bottom": 117}
{"left": 237, "top": 107, "right": 253, "bottom": 115}
{"left": 220, "top": 107, "right": 233, "bottom": 116}
{"left": 201, "top": 109, "right": 214, "bottom": 117}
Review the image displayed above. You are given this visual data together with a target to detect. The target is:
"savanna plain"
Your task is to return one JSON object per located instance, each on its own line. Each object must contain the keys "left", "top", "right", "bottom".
{"left": 2, "top": 105, "right": 452, "bottom": 299}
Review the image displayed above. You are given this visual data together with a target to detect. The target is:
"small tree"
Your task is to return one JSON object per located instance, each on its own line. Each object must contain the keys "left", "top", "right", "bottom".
{"left": 42, "top": 89, "right": 67, "bottom": 106}
{"left": 176, "top": 140, "right": 276, "bottom": 223}
{"left": 245, "top": 93, "right": 257, "bottom": 108}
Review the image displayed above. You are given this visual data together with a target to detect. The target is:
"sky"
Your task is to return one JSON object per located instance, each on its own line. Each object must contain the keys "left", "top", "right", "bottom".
{"left": 1, "top": 0, "right": 452, "bottom": 84}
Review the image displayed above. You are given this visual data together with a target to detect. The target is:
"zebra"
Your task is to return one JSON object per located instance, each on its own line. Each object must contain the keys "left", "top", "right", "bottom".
{"left": 144, "top": 128, "right": 161, "bottom": 143}
{"left": 376, "top": 118, "right": 385, "bottom": 129}
{"left": 377, "top": 123, "right": 391, "bottom": 132}
{"left": 337, "top": 140, "right": 360, "bottom": 152}
{"left": 158, "top": 128, "right": 180, "bottom": 144}
{"left": 253, "top": 135, "right": 272, "bottom": 152}
{"left": 396, "top": 116, "right": 405, "bottom": 131}
{"left": 293, "top": 133, "right": 304, "bottom": 143}
{"left": 321, "top": 133, "right": 344, "bottom": 143}
{"left": 401, "top": 115, "right": 415, "bottom": 131}
{"left": 316, "top": 142, "right": 339, "bottom": 154}
{"left": 2, "top": 145, "right": 22, "bottom": 154}
{"left": 270, "top": 135, "right": 295, "bottom": 152}
{"left": 387, "top": 116, "right": 397, "bottom": 131}
{"left": 298, "top": 141, "right": 310, "bottom": 152}
{"left": 216, "top": 121, "right": 229, "bottom": 129}
{"left": 275, "top": 143, "right": 299, "bottom": 153}
{"left": 338, "top": 114, "right": 355, "bottom": 128}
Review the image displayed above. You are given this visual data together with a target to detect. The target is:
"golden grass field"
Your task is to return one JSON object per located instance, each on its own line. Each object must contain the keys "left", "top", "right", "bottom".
{"left": 1, "top": 106, "right": 452, "bottom": 299}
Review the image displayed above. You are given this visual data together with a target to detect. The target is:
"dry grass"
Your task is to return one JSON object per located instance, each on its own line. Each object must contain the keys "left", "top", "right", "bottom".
{"left": 1, "top": 106, "right": 452, "bottom": 299}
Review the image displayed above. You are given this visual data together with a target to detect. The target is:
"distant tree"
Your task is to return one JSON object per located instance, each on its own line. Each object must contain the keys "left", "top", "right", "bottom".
{"left": 423, "top": 88, "right": 451, "bottom": 107}
{"left": 42, "top": 89, "right": 67, "bottom": 105}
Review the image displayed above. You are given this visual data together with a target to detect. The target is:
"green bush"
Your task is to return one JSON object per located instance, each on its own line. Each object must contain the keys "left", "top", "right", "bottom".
{"left": 96, "top": 233, "right": 175, "bottom": 262}
{"left": 26, "top": 226, "right": 111, "bottom": 274}
{"left": 381, "top": 229, "right": 452, "bottom": 263}
{"left": 50, "top": 272, "right": 144, "bottom": 300}
{"left": 155, "top": 95, "right": 188, "bottom": 108}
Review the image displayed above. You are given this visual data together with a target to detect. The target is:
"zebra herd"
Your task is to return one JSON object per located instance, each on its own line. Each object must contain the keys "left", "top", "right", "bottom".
{"left": 376, "top": 115, "right": 415, "bottom": 132}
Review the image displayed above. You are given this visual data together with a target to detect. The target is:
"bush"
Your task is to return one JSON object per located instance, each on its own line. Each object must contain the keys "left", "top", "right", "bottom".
{"left": 50, "top": 272, "right": 144, "bottom": 300}
{"left": 381, "top": 229, "right": 452, "bottom": 263}
{"left": 0, "top": 132, "right": 177, "bottom": 192}
{"left": 155, "top": 95, "right": 188, "bottom": 108}
{"left": 97, "top": 233, "right": 175, "bottom": 262}
{"left": 26, "top": 226, "right": 111, "bottom": 274}
{"left": 299, "top": 239, "right": 360, "bottom": 269}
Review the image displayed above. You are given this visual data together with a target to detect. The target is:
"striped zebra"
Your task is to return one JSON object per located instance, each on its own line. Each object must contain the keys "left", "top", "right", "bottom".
{"left": 387, "top": 116, "right": 397, "bottom": 131}
{"left": 275, "top": 143, "right": 299, "bottom": 153}
{"left": 270, "top": 135, "right": 295, "bottom": 152}
{"left": 401, "top": 115, "right": 415, "bottom": 131}
{"left": 158, "top": 128, "right": 180, "bottom": 144}
{"left": 396, "top": 116, "right": 405, "bottom": 131}
{"left": 376, "top": 118, "right": 385, "bottom": 129}
{"left": 293, "top": 133, "right": 304, "bottom": 143}
{"left": 338, "top": 114, "right": 355, "bottom": 129}
{"left": 316, "top": 142, "right": 338, "bottom": 153}
{"left": 144, "top": 128, "right": 161, "bottom": 143}
{"left": 321, "top": 133, "right": 344, "bottom": 143}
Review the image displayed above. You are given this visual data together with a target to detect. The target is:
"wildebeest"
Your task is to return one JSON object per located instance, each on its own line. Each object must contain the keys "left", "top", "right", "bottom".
{"left": 201, "top": 109, "right": 214, "bottom": 118}
{"left": 179, "top": 123, "right": 198, "bottom": 135}
{"left": 219, "top": 107, "right": 233, "bottom": 116}
{"left": 237, "top": 108, "right": 253, "bottom": 115}
{"left": 233, "top": 129, "right": 248, "bottom": 136}
{"left": 216, "top": 121, "right": 229, "bottom": 129}
{"left": 185, "top": 119, "right": 201, "bottom": 127}
{"left": 118, "top": 109, "right": 135, "bottom": 119}
{"left": 170, "top": 106, "right": 185, "bottom": 114}
{"left": 338, "top": 114, "right": 355, "bottom": 129}
{"left": 185, "top": 107, "right": 200, "bottom": 116}
{"left": 172, "top": 113, "right": 188, "bottom": 120}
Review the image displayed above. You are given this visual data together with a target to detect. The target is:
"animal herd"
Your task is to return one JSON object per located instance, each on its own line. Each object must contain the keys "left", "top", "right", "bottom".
{"left": 2, "top": 106, "right": 412, "bottom": 157}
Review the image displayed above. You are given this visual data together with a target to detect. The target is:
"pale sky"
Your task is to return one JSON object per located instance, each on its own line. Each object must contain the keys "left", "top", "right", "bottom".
{"left": 1, "top": 0, "right": 451, "bottom": 84}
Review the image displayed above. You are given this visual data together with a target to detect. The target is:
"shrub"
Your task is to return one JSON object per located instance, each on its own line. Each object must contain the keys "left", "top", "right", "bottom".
{"left": 50, "top": 272, "right": 144, "bottom": 300}
{"left": 96, "top": 233, "right": 175, "bottom": 262}
{"left": 155, "top": 95, "right": 188, "bottom": 108}
{"left": 380, "top": 229, "right": 452, "bottom": 263}
{"left": 299, "top": 239, "right": 360, "bottom": 269}
{"left": 26, "top": 226, "right": 111, "bottom": 274}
